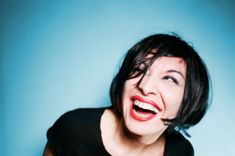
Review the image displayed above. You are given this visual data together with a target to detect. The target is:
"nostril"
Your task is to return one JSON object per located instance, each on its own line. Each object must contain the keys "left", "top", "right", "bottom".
{"left": 139, "top": 84, "right": 157, "bottom": 96}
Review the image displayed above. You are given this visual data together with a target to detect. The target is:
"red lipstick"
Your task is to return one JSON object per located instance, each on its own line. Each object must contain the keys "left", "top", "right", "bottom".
{"left": 130, "top": 95, "right": 162, "bottom": 122}
{"left": 131, "top": 95, "right": 162, "bottom": 111}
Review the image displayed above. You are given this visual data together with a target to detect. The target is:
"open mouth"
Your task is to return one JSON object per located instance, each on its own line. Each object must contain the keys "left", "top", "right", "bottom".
{"left": 130, "top": 96, "right": 161, "bottom": 121}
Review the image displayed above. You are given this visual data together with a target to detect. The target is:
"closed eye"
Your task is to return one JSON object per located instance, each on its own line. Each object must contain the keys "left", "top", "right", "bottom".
{"left": 131, "top": 63, "right": 147, "bottom": 75}
{"left": 162, "top": 76, "right": 179, "bottom": 85}
{"left": 130, "top": 67, "right": 146, "bottom": 78}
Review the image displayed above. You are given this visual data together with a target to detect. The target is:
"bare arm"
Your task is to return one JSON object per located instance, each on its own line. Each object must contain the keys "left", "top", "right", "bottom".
{"left": 43, "top": 143, "right": 53, "bottom": 156}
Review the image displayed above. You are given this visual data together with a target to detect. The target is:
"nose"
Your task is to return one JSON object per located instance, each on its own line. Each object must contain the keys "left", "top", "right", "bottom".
{"left": 138, "top": 74, "right": 157, "bottom": 96}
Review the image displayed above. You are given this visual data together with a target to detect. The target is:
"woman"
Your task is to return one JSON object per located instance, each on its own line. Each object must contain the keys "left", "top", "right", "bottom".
{"left": 43, "top": 34, "right": 210, "bottom": 156}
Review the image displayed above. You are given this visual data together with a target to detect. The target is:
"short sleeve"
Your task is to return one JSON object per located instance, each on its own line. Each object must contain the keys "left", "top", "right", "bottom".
{"left": 46, "top": 108, "right": 109, "bottom": 156}
{"left": 46, "top": 110, "right": 79, "bottom": 156}
{"left": 164, "top": 131, "right": 194, "bottom": 156}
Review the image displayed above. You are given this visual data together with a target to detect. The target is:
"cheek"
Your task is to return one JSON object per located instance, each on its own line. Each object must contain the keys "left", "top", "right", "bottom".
{"left": 122, "top": 78, "right": 139, "bottom": 97}
{"left": 161, "top": 87, "right": 184, "bottom": 117}
{"left": 122, "top": 81, "right": 134, "bottom": 105}
{"left": 122, "top": 82, "right": 131, "bottom": 98}
{"left": 122, "top": 79, "right": 140, "bottom": 111}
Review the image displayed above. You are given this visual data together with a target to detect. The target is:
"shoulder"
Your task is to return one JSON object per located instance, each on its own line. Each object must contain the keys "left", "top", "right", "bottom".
{"left": 57, "top": 107, "right": 106, "bottom": 124}
{"left": 62, "top": 107, "right": 106, "bottom": 119}
{"left": 164, "top": 130, "right": 194, "bottom": 156}
{"left": 46, "top": 107, "right": 109, "bottom": 155}
{"left": 47, "top": 107, "right": 106, "bottom": 135}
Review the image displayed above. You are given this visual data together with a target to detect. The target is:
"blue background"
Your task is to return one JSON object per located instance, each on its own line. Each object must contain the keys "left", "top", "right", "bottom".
{"left": 1, "top": 0, "right": 234, "bottom": 155}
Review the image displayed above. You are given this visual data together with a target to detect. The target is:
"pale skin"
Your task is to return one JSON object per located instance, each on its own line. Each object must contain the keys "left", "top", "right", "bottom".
{"left": 43, "top": 57, "right": 186, "bottom": 156}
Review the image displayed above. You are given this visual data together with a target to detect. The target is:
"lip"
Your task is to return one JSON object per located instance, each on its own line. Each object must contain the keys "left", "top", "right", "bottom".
{"left": 130, "top": 95, "right": 162, "bottom": 111}
{"left": 129, "top": 95, "right": 162, "bottom": 122}
{"left": 130, "top": 103, "right": 156, "bottom": 121}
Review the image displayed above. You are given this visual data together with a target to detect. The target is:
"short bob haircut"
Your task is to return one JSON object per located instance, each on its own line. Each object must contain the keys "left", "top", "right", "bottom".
{"left": 110, "top": 33, "right": 211, "bottom": 134}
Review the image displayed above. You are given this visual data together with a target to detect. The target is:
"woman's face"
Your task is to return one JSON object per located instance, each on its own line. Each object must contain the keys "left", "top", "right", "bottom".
{"left": 122, "top": 56, "right": 186, "bottom": 136}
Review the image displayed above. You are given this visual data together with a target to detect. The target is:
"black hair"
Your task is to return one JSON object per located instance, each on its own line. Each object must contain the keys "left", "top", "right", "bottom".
{"left": 110, "top": 33, "right": 211, "bottom": 135}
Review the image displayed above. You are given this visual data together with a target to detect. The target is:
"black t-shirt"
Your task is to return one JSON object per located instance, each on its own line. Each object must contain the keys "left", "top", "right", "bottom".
{"left": 46, "top": 107, "right": 194, "bottom": 156}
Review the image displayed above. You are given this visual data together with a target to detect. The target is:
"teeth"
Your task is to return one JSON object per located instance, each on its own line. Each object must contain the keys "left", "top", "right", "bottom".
{"left": 133, "top": 109, "right": 149, "bottom": 117}
{"left": 134, "top": 100, "right": 159, "bottom": 113}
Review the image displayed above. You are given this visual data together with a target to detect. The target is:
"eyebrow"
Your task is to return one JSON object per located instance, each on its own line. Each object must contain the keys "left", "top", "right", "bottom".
{"left": 166, "top": 70, "right": 185, "bottom": 79}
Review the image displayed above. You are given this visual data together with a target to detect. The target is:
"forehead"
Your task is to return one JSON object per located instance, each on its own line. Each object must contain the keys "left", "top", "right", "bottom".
{"left": 155, "top": 56, "right": 185, "bottom": 64}
{"left": 150, "top": 57, "right": 186, "bottom": 75}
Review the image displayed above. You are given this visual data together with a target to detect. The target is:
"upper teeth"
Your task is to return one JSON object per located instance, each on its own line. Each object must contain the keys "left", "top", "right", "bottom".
{"left": 134, "top": 100, "right": 159, "bottom": 113}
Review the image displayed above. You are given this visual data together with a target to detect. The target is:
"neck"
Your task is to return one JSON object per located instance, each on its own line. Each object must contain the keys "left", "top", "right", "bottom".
{"left": 117, "top": 119, "right": 165, "bottom": 147}
{"left": 102, "top": 109, "right": 166, "bottom": 155}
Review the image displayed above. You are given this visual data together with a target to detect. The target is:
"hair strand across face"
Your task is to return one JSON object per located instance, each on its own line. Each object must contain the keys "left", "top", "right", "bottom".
{"left": 110, "top": 33, "right": 211, "bottom": 135}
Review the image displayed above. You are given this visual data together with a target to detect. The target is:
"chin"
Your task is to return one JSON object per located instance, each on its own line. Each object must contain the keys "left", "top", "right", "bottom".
{"left": 124, "top": 116, "right": 164, "bottom": 137}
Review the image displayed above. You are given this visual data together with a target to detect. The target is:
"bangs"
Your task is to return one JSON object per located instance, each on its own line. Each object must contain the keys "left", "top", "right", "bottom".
{"left": 128, "top": 45, "right": 184, "bottom": 80}
{"left": 110, "top": 33, "right": 211, "bottom": 133}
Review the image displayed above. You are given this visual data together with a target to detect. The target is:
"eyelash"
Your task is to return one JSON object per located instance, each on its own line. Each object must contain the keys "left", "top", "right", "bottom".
{"left": 132, "top": 66, "right": 181, "bottom": 85}
{"left": 162, "top": 76, "right": 179, "bottom": 85}
{"left": 132, "top": 65, "right": 146, "bottom": 74}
